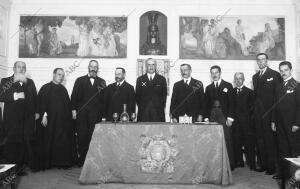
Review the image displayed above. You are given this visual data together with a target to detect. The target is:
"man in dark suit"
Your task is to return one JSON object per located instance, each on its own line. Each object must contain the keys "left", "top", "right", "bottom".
{"left": 233, "top": 72, "right": 256, "bottom": 170}
{"left": 103, "top": 67, "right": 135, "bottom": 121}
{"left": 71, "top": 60, "right": 106, "bottom": 166}
{"left": 0, "top": 61, "right": 39, "bottom": 175}
{"left": 252, "top": 53, "right": 282, "bottom": 175}
{"left": 170, "top": 64, "right": 204, "bottom": 123}
{"left": 136, "top": 58, "right": 167, "bottom": 122}
{"left": 271, "top": 61, "right": 300, "bottom": 180}
{"left": 204, "top": 65, "right": 235, "bottom": 168}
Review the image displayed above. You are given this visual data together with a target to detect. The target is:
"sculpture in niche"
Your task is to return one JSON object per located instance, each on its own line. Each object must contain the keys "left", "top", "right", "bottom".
{"left": 140, "top": 11, "right": 167, "bottom": 55}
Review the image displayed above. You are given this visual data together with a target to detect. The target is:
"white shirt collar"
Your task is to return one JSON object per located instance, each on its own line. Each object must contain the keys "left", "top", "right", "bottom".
{"left": 183, "top": 77, "right": 191, "bottom": 85}
{"left": 259, "top": 67, "right": 267, "bottom": 75}
{"left": 237, "top": 85, "right": 244, "bottom": 89}
{"left": 284, "top": 76, "right": 292, "bottom": 82}
{"left": 214, "top": 79, "right": 222, "bottom": 86}
{"left": 117, "top": 80, "right": 125, "bottom": 86}
{"left": 147, "top": 73, "right": 156, "bottom": 80}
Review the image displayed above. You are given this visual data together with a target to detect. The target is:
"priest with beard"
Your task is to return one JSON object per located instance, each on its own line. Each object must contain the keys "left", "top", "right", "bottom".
{"left": 0, "top": 61, "right": 39, "bottom": 175}
{"left": 37, "top": 68, "right": 76, "bottom": 170}
{"left": 103, "top": 67, "right": 135, "bottom": 121}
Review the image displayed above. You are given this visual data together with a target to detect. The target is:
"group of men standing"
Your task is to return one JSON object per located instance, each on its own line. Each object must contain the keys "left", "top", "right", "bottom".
{"left": 0, "top": 54, "right": 299, "bottom": 181}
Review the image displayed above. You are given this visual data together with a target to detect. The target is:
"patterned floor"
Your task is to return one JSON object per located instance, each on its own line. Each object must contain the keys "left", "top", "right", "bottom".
{"left": 9, "top": 167, "right": 278, "bottom": 189}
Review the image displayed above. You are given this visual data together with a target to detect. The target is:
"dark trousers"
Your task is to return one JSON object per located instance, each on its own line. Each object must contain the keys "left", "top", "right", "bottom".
{"left": 254, "top": 114, "right": 277, "bottom": 172}
{"left": 210, "top": 108, "right": 235, "bottom": 167}
{"left": 233, "top": 114, "right": 255, "bottom": 168}
{"left": 139, "top": 101, "right": 164, "bottom": 122}
{"left": 76, "top": 109, "right": 99, "bottom": 165}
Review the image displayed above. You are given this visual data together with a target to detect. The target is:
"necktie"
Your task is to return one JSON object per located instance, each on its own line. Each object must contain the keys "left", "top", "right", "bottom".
{"left": 185, "top": 80, "right": 188, "bottom": 85}
{"left": 237, "top": 88, "right": 241, "bottom": 94}
{"left": 215, "top": 82, "right": 219, "bottom": 89}
{"left": 150, "top": 76, "right": 153, "bottom": 82}
{"left": 259, "top": 71, "right": 263, "bottom": 77}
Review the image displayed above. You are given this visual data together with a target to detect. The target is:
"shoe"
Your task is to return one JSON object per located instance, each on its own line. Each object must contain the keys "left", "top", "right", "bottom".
{"left": 265, "top": 170, "right": 275, "bottom": 175}
{"left": 272, "top": 173, "right": 282, "bottom": 179}
{"left": 17, "top": 171, "right": 28, "bottom": 176}
{"left": 254, "top": 166, "right": 266, "bottom": 172}
{"left": 236, "top": 162, "right": 245, "bottom": 168}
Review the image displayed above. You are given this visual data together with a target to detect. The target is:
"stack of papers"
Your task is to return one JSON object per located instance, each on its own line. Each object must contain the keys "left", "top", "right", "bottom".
{"left": 0, "top": 164, "right": 16, "bottom": 173}
{"left": 285, "top": 158, "right": 300, "bottom": 167}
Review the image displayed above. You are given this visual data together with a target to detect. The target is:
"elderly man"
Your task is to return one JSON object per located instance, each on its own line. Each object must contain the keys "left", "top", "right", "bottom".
{"left": 37, "top": 68, "right": 76, "bottom": 170}
{"left": 232, "top": 72, "right": 255, "bottom": 170}
{"left": 252, "top": 53, "right": 282, "bottom": 174}
{"left": 272, "top": 61, "right": 300, "bottom": 180}
{"left": 71, "top": 60, "right": 106, "bottom": 166}
{"left": 170, "top": 64, "right": 204, "bottom": 123}
{"left": 103, "top": 67, "right": 135, "bottom": 121}
{"left": 204, "top": 65, "right": 235, "bottom": 169}
{"left": 136, "top": 58, "right": 167, "bottom": 122}
{"left": 0, "top": 61, "right": 39, "bottom": 175}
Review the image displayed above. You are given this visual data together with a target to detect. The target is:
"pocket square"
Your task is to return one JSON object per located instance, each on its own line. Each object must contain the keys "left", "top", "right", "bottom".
{"left": 223, "top": 88, "right": 228, "bottom": 93}
{"left": 287, "top": 90, "right": 294, "bottom": 94}
{"left": 267, "top": 77, "right": 273, "bottom": 82}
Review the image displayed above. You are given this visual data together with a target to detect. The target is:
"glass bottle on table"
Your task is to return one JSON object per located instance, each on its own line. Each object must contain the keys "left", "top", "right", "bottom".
{"left": 120, "top": 104, "right": 129, "bottom": 122}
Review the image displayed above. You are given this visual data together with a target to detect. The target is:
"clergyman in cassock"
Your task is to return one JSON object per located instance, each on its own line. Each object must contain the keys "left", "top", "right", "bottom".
{"left": 136, "top": 58, "right": 167, "bottom": 122}
{"left": 232, "top": 72, "right": 256, "bottom": 170}
{"left": 0, "top": 61, "right": 39, "bottom": 175}
{"left": 37, "top": 68, "right": 76, "bottom": 170}
{"left": 103, "top": 67, "right": 135, "bottom": 121}
{"left": 204, "top": 65, "right": 235, "bottom": 169}
{"left": 71, "top": 60, "right": 106, "bottom": 166}
{"left": 252, "top": 53, "right": 282, "bottom": 174}
{"left": 271, "top": 61, "right": 300, "bottom": 180}
{"left": 170, "top": 64, "right": 205, "bottom": 123}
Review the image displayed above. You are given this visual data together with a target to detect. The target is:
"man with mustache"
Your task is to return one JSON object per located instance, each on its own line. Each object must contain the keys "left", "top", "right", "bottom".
{"left": 232, "top": 72, "right": 255, "bottom": 170}
{"left": 0, "top": 61, "right": 39, "bottom": 175}
{"left": 204, "top": 65, "right": 235, "bottom": 169}
{"left": 271, "top": 61, "right": 300, "bottom": 180}
{"left": 103, "top": 67, "right": 135, "bottom": 121}
{"left": 252, "top": 53, "right": 282, "bottom": 175}
{"left": 71, "top": 60, "right": 106, "bottom": 166}
{"left": 136, "top": 58, "right": 167, "bottom": 122}
{"left": 170, "top": 64, "right": 204, "bottom": 123}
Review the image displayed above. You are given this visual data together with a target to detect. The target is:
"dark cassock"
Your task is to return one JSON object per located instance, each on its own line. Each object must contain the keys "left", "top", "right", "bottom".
{"left": 103, "top": 81, "right": 135, "bottom": 121}
{"left": 0, "top": 76, "right": 37, "bottom": 170}
{"left": 233, "top": 86, "right": 256, "bottom": 170}
{"left": 71, "top": 75, "right": 106, "bottom": 165}
{"left": 170, "top": 78, "right": 204, "bottom": 122}
{"left": 136, "top": 73, "right": 167, "bottom": 122}
{"left": 37, "top": 82, "right": 76, "bottom": 170}
{"left": 272, "top": 78, "right": 300, "bottom": 178}
{"left": 252, "top": 67, "right": 282, "bottom": 173}
{"left": 204, "top": 79, "right": 235, "bottom": 167}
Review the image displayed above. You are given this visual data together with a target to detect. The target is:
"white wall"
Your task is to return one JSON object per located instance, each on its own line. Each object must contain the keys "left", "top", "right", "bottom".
{"left": 6, "top": 0, "right": 298, "bottom": 121}
{"left": 0, "top": 0, "right": 11, "bottom": 78}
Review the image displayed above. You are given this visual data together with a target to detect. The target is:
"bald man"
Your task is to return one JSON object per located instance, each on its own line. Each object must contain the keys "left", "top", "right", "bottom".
{"left": 0, "top": 61, "right": 39, "bottom": 175}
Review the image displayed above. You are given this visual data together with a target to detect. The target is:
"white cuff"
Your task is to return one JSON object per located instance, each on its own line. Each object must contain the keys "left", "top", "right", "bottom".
{"left": 13, "top": 93, "right": 18, "bottom": 101}
{"left": 227, "top": 117, "right": 234, "bottom": 122}
{"left": 204, "top": 118, "right": 209, "bottom": 122}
